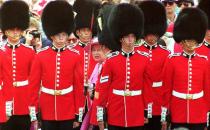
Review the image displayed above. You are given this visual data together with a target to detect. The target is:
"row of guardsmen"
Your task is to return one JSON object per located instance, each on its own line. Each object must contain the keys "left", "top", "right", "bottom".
{"left": 0, "top": 0, "right": 209, "bottom": 130}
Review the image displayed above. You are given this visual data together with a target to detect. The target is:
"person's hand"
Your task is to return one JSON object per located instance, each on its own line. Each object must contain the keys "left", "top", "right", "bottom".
{"left": 73, "top": 121, "right": 80, "bottom": 128}
{"left": 161, "top": 121, "right": 167, "bottom": 130}
{"left": 6, "top": 116, "right": 10, "bottom": 121}
{"left": 98, "top": 121, "right": 104, "bottom": 130}
{"left": 25, "top": 31, "right": 33, "bottom": 46}
{"left": 144, "top": 117, "right": 149, "bottom": 124}
{"left": 32, "top": 120, "right": 39, "bottom": 130}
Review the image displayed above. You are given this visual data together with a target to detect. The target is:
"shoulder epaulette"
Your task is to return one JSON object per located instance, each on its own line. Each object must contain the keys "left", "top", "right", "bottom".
{"left": 68, "top": 47, "right": 80, "bottom": 55}
{"left": 37, "top": 46, "right": 49, "bottom": 53}
{"left": 107, "top": 51, "right": 119, "bottom": 59}
{"left": 136, "top": 50, "right": 149, "bottom": 57}
{"left": 197, "top": 54, "right": 208, "bottom": 60}
{"left": 169, "top": 53, "right": 181, "bottom": 58}
{"left": 21, "top": 43, "right": 34, "bottom": 50}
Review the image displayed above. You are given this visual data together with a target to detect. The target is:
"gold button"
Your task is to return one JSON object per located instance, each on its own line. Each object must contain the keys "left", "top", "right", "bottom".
{"left": 126, "top": 85, "right": 129, "bottom": 88}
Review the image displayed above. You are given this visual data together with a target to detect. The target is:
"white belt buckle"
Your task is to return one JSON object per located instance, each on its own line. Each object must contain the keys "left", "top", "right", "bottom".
{"left": 124, "top": 89, "right": 131, "bottom": 96}
{"left": 54, "top": 90, "right": 62, "bottom": 96}
{"left": 186, "top": 94, "right": 193, "bottom": 100}
{"left": 13, "top": 82, "right": 17, "bottom": 86}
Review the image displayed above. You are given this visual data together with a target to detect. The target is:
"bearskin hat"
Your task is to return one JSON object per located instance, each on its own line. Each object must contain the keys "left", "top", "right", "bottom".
{"left": 73, "top": 0, "right": 101, "bottom": 37}
{"left": 108, "top": 3, "right": 144, "bottom": 47}
{"left": 138, "top": 0, "right": 167, "bottom": 38}
{"left": 198, "top": 0, "right": 210, "bottom": 29}
{"left": 0, "top": 0, "right": 29, "bottom": 33}
{"left": 173, "top": 8, "right": 208, "bottom": 43}
{"left": 97, "top": 3, "right": 120, "bottom": 51}
{"left": 41, "top": 0, "right": 74, "bottom": 40}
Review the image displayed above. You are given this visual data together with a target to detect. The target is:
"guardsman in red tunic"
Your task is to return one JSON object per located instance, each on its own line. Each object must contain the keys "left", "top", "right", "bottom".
{"left": 0, "top": 1, "right": 35, "bottom": 130}
{"left": 135, "top": 1, "right": 170, "bottom": 130}
{"left": 28, "top": 1, "right": 83, "bottom": 130}
{"left": 96, "top": 4, "right": 153, "bottom": 130}
{"left": 0, "top": 49, "right": 6, "bottom": 128}
{"left": 162, "top": 8, "right": 210, "bottom": 130}
{"left": 197, "top": 1, "right": 210, "bottom": 129}
{"left": 72, "top": 0, "right": 101, "bottom": 126}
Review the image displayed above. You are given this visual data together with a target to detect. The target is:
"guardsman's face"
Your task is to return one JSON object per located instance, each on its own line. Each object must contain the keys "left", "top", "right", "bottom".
{"left": 121, "top": 33, "right": 136, "bottom": 48}
{"left": 76, "top": 28, "right": 92, "bottom": 43}
{"left": 144, "top": 34, "right": 158, "bottom": 45}
{"left": 51, "top": 32, "right": 68, "bottom": 48}
{"left": 5, "top": 28, "right": 23, "bottom": 43}
{"left": 205, "top": 30, "right": 210, "bottom": 44}
{"left": 181, "top": 40, "right": 197, "bottom": 54}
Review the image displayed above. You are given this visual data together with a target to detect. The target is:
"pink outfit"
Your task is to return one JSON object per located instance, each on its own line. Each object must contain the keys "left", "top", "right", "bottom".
{"left": 81, "top": 63, "right": 102, "bottom": 130}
